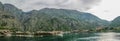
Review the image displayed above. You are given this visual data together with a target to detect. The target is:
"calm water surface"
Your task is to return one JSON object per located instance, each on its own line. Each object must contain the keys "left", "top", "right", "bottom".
{"left": 0, "top": 32, "right": 120, "bottom": 41}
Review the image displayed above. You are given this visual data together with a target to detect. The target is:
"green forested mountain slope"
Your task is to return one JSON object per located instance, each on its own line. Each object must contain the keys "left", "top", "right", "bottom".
{"left": 0, "top": 2, "right": 21, "bottom": 30}
{"left": 0, "top": 2, "right": 110, "bottom": 32}
{"left": 20, "top": 8, "right": 109, "bottom": 31}
{"left": 110, "top": 16, "right": 120, "bottom": 28}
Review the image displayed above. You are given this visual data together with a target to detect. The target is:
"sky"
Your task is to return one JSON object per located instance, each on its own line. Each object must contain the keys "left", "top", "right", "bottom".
{"left": 0, "top": 0, "right": 119, "bottom": 21}
{"left": 87, "top": 0, "right": 120, "bottom": 21}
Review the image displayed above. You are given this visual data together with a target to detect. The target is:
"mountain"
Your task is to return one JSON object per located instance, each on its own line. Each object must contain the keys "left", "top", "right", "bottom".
{"left": 110, "top": 16, "right": 120, "bottom": 28}
{"left": 21, "top": 8, "right": 109, "bottom": 31}
{"left": 0, "top": 2, "right": 21, "bottom": 30}
{"left": 0, "top": 2, "right": 110, "bottom": 32}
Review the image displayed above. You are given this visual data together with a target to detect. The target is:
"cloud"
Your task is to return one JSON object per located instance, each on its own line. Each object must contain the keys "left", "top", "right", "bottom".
{"left": 0, "top": 0, "right": 101, "bottom": 11}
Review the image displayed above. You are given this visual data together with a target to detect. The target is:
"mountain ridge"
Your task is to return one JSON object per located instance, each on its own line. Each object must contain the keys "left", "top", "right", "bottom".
{"left": 0, "top": 2, "right": 113, "bottom": 32}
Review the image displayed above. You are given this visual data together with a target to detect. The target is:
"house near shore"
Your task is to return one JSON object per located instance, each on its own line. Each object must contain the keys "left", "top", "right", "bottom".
{"left": 0, "top": 30, "right": 11, "bottom": 36}
{"left": 35, "top": 31, "right": 63, "bottom": 36}
{"left": 15, "top": 31, "right": 33, "bottom": 35}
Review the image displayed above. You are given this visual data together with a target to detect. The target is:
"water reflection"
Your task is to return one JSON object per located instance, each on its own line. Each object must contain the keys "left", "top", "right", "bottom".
{"left": 77, "top": 32, "right": 120, "bottom": 41}
{"left": 0, "top": 32, "right": 120, "bottom": 41}
{"left": 97, "top": 32, "right": 120, "bottom": 41}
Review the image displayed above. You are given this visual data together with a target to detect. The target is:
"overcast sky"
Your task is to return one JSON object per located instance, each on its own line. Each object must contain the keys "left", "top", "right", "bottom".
{"left": 0, "top": 0, "right": 119, "bottom": 21}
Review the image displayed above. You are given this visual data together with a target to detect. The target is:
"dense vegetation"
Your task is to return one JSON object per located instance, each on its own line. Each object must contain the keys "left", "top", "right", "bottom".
{"left": 108, "top": 16, "right": 120, "bottom": 31}
{"left": 0, "top": 2, "right": 119, "bottom": 32}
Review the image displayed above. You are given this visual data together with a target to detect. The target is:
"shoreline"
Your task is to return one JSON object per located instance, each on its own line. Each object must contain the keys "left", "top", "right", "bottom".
{"left": 0, "top": 29, "right": 119, "bottom": 37}
{"left": 0, "top": 30, "right": 64, "bottom": 37}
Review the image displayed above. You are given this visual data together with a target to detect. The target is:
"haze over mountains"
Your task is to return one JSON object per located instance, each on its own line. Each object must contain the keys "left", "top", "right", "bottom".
{"left": 0, "top": 2, "right": 119, "bottom": 32}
